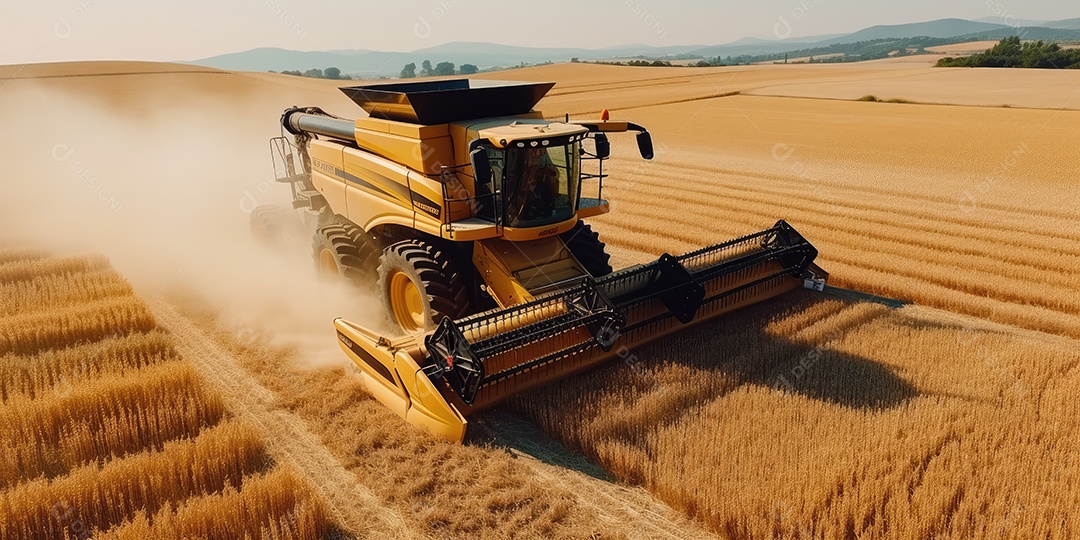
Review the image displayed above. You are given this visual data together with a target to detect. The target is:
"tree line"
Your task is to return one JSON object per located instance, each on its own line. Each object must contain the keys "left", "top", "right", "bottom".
{"left": 399, "top": 61, "right": 479, "bottom": 78}
{"left": 269, "top": 67, "right": 353, "bottom": 80}
{"left": 937, "top": 37, "right": 1080, "bottom": 68}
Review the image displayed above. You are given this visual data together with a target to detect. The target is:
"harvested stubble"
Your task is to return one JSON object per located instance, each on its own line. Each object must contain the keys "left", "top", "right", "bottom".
{"left": 0, "top": 420, "right": 267, "bottom": 540}
{"left": 207, "top": 322, "right": 635, "bottom": 540}
{"left": 513, "top": 291, "right": 1080, "bottom": 539}
{"left": 597, "top": 158, "right": 1080, "bottom": 339}
{"left": 0, "top": 296, "right": 157, "bottom": 356}
{"left": 0, "top": 361, "right": 225, "bottom": 489}
{"left": 97, "top": 467, "right": 328, "bottom": 540}
{"left": 0, "top": 269, "right": 134, "bottom": 316}
{"left": 0, "top": 330, "right": 177, "bottom": 402}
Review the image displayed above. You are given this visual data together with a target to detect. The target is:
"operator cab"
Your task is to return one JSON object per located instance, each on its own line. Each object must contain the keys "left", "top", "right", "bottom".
{"left": 469, "top": 120, "right": 589, "bottom": 230}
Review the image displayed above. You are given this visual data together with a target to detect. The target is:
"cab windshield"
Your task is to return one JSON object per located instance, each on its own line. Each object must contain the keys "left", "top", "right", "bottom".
{"left": 497, "top": 142, "right": 581, "bottom": 228}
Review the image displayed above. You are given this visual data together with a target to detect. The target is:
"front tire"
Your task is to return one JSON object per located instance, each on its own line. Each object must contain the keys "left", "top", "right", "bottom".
{"left": 561, "top": 221, "right": 613, "bottom": 277}
{"left": 378, "top": 240, "right": 471, "bottom": 333}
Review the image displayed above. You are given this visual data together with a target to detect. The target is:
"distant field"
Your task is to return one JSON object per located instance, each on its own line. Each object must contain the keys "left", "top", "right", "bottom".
{"left": 925, "top": 40, "right": 999, "bottom": 55}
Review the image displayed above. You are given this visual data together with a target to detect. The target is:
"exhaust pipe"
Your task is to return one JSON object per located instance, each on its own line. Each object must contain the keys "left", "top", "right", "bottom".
{"left": 281, "top": 107, "right": 356, "bottom": 142}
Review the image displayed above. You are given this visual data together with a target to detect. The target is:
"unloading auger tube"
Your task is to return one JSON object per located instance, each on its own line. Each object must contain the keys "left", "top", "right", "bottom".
{"left": 335, "top": 220, "right": 828, "bottom": 442}
{"left": 282, "top": 107, "right": 357, "bottom": 142}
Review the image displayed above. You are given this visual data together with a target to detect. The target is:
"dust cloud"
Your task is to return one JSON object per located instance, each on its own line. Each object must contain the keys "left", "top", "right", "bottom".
{"left": 0, "top": 79, "right": 382, "bottom": 366}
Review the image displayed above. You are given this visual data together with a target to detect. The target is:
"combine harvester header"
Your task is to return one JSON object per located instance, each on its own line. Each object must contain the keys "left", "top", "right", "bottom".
{"left": 271, "top": 79, "right": 827, "bottom": 442}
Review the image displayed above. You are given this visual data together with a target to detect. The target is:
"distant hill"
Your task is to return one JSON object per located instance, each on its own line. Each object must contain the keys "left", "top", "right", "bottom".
{"left": 190, "top": 42, "right": 694, "bottom": 77}
{"left": 973, "top": 16, "right": 1048, "bottom": 27}
{"left": 816, "top": 19, "right": 1007, "bottom": 45}
{"left": 961, "top": 26, "right": 1080, "bottom": 41}
{"left": 1045, "top": 17, "right": 1080, "bottom": 30}
{"left": 189, "top": 16, "right": 1080, "bottom": 76}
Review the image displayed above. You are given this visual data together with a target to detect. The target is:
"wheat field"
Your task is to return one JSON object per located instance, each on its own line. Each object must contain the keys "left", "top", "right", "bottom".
{"left": 2, "top": 57, "right": 1078, "bottom": 539}
{"left": 0, "top": 250, "right": 330, "bottom": 539}
{"left": 496, "top": 66, "right": 1080, "bottom": 537}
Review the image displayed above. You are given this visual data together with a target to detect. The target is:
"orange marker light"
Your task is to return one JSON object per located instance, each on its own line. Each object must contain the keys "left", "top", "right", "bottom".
{"left": 601, "top": 108, "right": 610, "bottom": 121}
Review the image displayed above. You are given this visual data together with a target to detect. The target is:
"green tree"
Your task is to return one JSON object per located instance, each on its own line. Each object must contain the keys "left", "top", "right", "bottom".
{"left": 302, "top": 68, "right": 323, "bottom": 78}
{"left": 400, "top": 62, "right": 417, "bottom": 78}
{"left": 434, "top": 62, "right": 455, "bottom": 76}
{"left": 420, "top": 60, "right": 433, "bottom": 77}
{"left": 324, "top": 67, "right": 341, "bottom": 79}
{"left": 459, "top": 63, "right": 478, "bottom": 75}
{"left": 936, "top": 37, "right": 1080, "bottom": 69}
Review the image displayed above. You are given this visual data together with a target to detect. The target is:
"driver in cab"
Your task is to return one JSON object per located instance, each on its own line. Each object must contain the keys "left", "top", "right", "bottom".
{"left": 510, "top": 147, "right": 559, "bottom": 223}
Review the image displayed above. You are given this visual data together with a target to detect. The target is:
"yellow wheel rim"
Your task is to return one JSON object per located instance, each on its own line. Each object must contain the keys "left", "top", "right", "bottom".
{"left": 390, "top": 271, "right": 426, "bottom": 332}
{"left": 319, "top": 249, "right": 338, "bottom": 277}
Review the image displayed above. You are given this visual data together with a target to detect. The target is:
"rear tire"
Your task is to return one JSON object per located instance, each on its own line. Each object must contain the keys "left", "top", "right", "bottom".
{"left": 561, "top": 221, "right": 613, "bottom": 277}
{"left": 378, "top": 240, "right": 471, "bottom": 333}
{"left": 250, "top": 204, "right": 300, "bottom": 245}
{"left": 311, "top": 222, "right": 379, "bottom": 287}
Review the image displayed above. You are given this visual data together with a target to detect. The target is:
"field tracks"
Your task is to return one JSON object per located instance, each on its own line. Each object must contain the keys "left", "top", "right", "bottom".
{"left": 145, "top": 297, "right": 421, "bottom": 540}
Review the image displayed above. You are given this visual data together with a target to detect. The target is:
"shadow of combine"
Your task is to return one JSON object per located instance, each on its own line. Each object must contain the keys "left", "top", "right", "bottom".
{"left": 466, "top": 412, "right": 611, "bottom": 481}
{"left": 656, "top": 288, "right": 920, "bottom": 410}
{"left": 485, "top": 289, "right": 920, "bottom": 468}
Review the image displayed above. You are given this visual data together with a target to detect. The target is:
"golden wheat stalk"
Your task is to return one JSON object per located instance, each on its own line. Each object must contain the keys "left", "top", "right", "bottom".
{"left": 0, "top": 361, "right": 224, "bottom": 489}
{"left": 0, "top": 296, "right": 157, "bottom": 357}
{"left": 0, "top": 249, "right": 49, "bottom": 266}
{"left": 96, "top": 466, "right": 328, "bottom": 540}
{"left": 0, "top": 330, "right": 177, "bottom": 402}
{"left": 0, "top": 255, "right": 111, "bottom": 285}
{"left": 0, "top": 269, "right": 133, "bottom": 317}
{"left": 0, "top": 419, "right": 266, "bottom": 539}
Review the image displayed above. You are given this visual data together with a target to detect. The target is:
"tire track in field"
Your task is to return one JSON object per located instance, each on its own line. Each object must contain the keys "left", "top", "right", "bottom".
{"left": 548, "top": 78, "right": 693, "bottom": 97}
{"left": 541, "top": 69, "right": 760, "bottom": 93}
{"left": 618, "top": 163, "right": 1080, "bottom": 250}
{"left": 612, "top": 172, "right": 1080, "bottom": 262}
{"left": 632, "top": 158, "right": 1080, "bottom": 233}
{"left": 603, "top": 191, "right": 1075, "bottom": 281}
{"left": 601, "top": 204, "right": 1080, "bottom": 315}
{"left": 596, "top": 214, "right": 1080, "bottom": 337}
{"left": 147, "top": 298, "right": 421, "bottom": 540}
{"left": 481, "top": 413, "right": 720, "bottom": 540}
{"left": 609, "top": 187, "right": 1079, "bottom": 288}
{"left": 669, "top": 153, "right": 1080, "bottom": 224}
{"left": 615, "top": 166, "right": 1073, "bottom": 247}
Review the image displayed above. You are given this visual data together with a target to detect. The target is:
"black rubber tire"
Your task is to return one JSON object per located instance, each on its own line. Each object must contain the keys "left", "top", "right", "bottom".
{"left": 377, "top": 239, "right": 471, "bottom": 332}
{"left": 250, "top": 204, "right": 299, "bottom": 245}
{"left": 561, "top": 221, "right": 613, "bottom": 277}
{"left": 311, "top": 222, "right": 379, "bottom": 287}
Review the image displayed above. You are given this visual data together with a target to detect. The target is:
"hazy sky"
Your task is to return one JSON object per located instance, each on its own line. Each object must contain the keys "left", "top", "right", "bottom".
{"left": 1, "top": 0, "right": 1076, "bottom": 65}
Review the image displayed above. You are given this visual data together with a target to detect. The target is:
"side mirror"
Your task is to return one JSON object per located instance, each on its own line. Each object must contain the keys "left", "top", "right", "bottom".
{"left": 593, "top": 133, "right": 611, "bottom": 159}
{"left": 636, "top": 131, "right": 654, "bottom": 160}
{"left": 470, "top": 147, "right": 492, "bottom": 184}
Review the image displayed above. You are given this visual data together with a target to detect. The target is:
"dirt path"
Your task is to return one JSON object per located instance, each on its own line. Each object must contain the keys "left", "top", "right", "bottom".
{"left": 478, "top": 413, "right": 719, "bottom": 540}
{"left": 147, "top": 297, "right": 421, "bottom": 540}
{"left": 151, "top": 295, "right": 720, "bottom": 539}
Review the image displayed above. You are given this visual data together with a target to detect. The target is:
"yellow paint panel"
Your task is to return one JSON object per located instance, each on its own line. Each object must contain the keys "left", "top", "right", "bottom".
{"left": 308, "top": 141, "right": 347, "bottom": 217}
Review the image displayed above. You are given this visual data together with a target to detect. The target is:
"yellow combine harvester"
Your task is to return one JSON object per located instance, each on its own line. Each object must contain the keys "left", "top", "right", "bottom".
{"left": 267, "top": 79, "right": 826, "bottom": 442}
